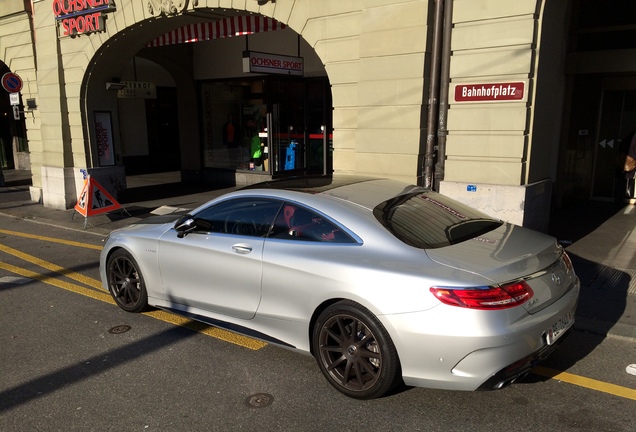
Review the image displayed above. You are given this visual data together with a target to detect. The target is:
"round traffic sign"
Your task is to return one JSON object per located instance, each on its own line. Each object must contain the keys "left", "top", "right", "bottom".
{"left": 2, "top": 72, "right": 23, "bottom": 93}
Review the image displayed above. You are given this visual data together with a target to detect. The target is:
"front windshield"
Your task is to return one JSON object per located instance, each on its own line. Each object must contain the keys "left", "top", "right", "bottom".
{"left": 373, "top": 192, "right": 503, "bottom": 249}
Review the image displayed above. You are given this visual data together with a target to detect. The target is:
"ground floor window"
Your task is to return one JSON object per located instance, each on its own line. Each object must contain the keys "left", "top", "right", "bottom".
{"left": 199, "top": 76, "right": 332, "bottom": 176}
{"left": 200, "top": 80, "right": 267, "bottom": 171}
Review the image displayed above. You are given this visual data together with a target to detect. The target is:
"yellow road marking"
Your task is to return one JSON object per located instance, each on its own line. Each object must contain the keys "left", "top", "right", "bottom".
{"left": 142, "top": 309, "right": 267, "bottom": 350}
{"left": 0, "top": 261, "right": 113, "bottom": 303}
{"left": 532, "top": 366, "right": 636, "bottom": 401}
{"left": 2, "top": 232, "right": 634, "bottom": 393}
{"left": 0, "top": 246, "right": 266, "bottom": 350}
{"left": 0, "top": 228, "right": 103, "bottom": 250}
{"left": 0, "top": 243, "right": 103, "bottom": 289}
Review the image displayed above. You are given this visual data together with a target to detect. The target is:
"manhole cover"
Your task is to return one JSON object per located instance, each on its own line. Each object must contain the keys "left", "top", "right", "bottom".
{"left": 245, "top": 393, "right": 273, "bottom": 408}
{"left": 108, "top": 325, "right": 131, "bottom": 334}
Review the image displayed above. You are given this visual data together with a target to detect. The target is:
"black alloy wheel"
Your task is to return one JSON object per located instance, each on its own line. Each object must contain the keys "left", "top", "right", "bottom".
{"left": 106, "top": 249, "right": 148, "bottom": 313}
{"left": 313, "top": 300, "right": 401, "bottom": 399}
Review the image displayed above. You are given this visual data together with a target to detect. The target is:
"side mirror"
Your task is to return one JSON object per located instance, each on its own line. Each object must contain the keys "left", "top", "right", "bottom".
{"left": 175, "top": 215, "right": 195, "bottom": 238}
{"left": 175, "top": 215, "right": 212, "bottom": 238}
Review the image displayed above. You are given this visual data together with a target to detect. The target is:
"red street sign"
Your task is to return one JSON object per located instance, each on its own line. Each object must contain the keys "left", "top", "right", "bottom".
{"left": 454, "top": 81, "right": 526, "bottom": 103}
{"left": 2, "top": 72, "right": 23, "bottom": 93}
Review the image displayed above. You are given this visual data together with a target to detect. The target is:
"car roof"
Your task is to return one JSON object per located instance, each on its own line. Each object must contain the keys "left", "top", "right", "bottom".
{"left": 241, "top": 175, "right": 380, "bottom": 193}
{"left": 241, "top": 175, "right": 425, "bottom": 209}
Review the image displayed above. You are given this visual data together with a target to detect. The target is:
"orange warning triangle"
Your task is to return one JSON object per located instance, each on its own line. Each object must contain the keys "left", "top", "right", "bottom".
{"left": 74, "top": 175, "right": 122, "bottom": 217}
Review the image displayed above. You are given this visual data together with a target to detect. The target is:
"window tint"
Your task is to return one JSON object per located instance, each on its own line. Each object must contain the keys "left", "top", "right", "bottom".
{"left": 268, "top": 203, "right": 356, "bottom": 243}
{"left": 194, "top": 198, "right": 282, "bottom": 237}
{"left": 373, "top": 192, "right": 502, "bottom": 249}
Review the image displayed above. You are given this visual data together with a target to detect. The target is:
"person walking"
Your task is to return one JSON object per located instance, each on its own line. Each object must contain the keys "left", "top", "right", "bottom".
{"left": 618, "top": 129, "right": 636, "bottom": 198}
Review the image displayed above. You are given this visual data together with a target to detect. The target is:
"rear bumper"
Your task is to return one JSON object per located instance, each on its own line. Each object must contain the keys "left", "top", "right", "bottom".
{"left": 476, "top": 328, "right": 572, "bottom": 390}
{"left": 382, "top": 278, "right": 579, "bottom": 391}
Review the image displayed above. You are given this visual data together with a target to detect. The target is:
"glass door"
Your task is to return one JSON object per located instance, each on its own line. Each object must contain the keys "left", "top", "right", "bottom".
{"left": 269, "top": 79, "right": 304, "bottom": 176}
{"left": 306, "top": 79, "right": 332, "bottom": 175}
{"left": 268, "top": 77, "right": 332, "bottom": 177}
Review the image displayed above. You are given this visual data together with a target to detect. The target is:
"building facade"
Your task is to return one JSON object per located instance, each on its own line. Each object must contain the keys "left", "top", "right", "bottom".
{"left": 1, "top": 0, "right": 634, "bottom": 231}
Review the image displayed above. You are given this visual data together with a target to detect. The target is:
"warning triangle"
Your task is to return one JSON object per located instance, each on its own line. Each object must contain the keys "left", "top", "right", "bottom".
{"left": 74, "top": 175, "right": 122, "bottom": 217}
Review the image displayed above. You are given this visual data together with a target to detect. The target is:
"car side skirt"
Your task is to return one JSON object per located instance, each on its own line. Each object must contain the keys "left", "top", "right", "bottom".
{"left": 156, "top": 305, "right": 296, "bottom": 349}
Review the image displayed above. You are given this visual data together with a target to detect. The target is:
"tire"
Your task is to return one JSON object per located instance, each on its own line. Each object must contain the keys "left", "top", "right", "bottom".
{"left": 106, "top": 249, "right": 148, "bottom": 313}
{"left": 312, "top": 300, "right": 401, "bottom": 399}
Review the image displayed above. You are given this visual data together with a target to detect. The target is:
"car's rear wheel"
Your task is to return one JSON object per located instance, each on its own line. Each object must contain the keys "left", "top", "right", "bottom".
{"left": 313, "top": 300, "right": 400, "bottom": 399}
{"left": 106, "top": 249, "right": 148, "bottom": 313}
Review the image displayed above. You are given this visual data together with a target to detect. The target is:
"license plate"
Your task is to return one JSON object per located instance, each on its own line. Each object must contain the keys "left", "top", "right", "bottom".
{"left": 546, "top": 309, "right": 574, "bottom": 345}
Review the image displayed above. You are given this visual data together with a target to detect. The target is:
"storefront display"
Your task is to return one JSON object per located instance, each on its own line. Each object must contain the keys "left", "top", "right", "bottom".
{"left": 200, "top": 76, "right": 330, "bottom": 176}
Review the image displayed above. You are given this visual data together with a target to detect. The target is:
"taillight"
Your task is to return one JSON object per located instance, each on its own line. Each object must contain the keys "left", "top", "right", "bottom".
{"left": 430, "top": 281, "right": 534, "bottom": 310}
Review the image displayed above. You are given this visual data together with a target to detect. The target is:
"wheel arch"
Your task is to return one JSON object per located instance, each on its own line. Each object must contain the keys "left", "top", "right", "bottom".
{"left": 308, "top": 297, "right": 404, "bottom": 398}
{"left": 103, "top": 245, "right": 150, "bottom": 313}
{"left": 104, "top": 244, "right": 126, "bottom": 264}
{"left": 307, "top": 297, "right": 401, "bottom": 359}
{"left": 308, "top": 298, "right": 345, "bottom": 356}
{"left": 103, "top": 242, "right": 159, "bottom": 298}
{"left": 104, "top": 244, "right": 140, "bottom": 273}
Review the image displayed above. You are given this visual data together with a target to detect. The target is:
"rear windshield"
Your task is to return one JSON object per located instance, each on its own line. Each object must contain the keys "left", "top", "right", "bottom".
{"left": 373, "top": 191, "right": 503, "bottom": 249}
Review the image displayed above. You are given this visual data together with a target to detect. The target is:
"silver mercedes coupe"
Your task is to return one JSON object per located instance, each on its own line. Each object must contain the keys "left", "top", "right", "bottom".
{"left": 99, "top": 176, "right": 579, "bottom": 399}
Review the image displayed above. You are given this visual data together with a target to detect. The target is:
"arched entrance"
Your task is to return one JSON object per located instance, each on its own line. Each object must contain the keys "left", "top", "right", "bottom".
{"left": 83, "top": 9, "right": 332, "bottom": 192}
{"left": 33, "top": 1, "right": 432, "bottom": 210}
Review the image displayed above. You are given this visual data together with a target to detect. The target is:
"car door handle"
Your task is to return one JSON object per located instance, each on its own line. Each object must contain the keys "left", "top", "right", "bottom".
{"left": 232, "top": 243, "right": 253, "bottom": 254}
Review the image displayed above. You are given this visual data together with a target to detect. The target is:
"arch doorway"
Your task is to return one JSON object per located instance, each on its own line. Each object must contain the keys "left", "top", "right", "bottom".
{"left": 85, "top": 12, "right": 332, "bottom": 189}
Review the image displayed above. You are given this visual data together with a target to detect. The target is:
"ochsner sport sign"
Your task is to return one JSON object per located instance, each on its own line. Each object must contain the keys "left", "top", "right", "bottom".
{"left": 243, "top": 51, "right": 304, "bottom": 76}
{"left": 53, "top": 0, "right": 116, "bottom": 37}
{"left": 453, "top": 81, "right": 527, "bottom": 103}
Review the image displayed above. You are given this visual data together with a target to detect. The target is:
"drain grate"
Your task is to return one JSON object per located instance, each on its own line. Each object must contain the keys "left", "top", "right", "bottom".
{"left": 108, "top": 325, "right": 132, "bottom": 334}
{"left": 594, "top": 267, "right": 636, "bottom": 296}
{"left": 619, "top": 269, "right": 636, "bottom": 296}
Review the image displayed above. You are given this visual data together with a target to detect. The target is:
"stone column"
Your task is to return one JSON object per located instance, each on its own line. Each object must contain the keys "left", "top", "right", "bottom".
{"left": 32, "top": 1, "right": 76, "bottom": 209}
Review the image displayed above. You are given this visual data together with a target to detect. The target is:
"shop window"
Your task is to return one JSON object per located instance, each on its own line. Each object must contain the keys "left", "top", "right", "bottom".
{"left": 200, "top": 80, "right": 266, "bottom": 171}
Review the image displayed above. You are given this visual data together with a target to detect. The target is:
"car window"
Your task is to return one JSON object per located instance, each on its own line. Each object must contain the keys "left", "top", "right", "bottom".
{"left": 193, "top": 198, "right": 282, "bottom": 237}
{"left": 268, "top": 203, "right": 356, "bottom": 243}
{"left": 373, "top": 191, "right": 503, "bottom": 249}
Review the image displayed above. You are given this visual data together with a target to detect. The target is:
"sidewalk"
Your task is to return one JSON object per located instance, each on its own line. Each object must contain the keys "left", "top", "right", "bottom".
{"left": 1, "top": 169, "right": 635, "bottom": 343}
{"left": 551, "top": 202, "right": 636, "bottom": 343}
{"left": 0, "top": 169, "right": 236, "bottom": 236}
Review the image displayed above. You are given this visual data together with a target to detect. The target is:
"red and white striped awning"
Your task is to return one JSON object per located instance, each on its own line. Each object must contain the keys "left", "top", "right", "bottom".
{"left": 146, "top": 16, "right": 286, "bottom": 48}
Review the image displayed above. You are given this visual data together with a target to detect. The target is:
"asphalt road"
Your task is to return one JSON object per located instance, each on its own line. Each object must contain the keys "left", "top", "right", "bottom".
{"left": 1, "top": 215, "right": 635, "bottom": 432}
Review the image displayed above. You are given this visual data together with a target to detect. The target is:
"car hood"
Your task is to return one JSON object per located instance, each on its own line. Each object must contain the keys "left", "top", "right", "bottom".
{"left": 426, "top": 223, "right": 576, "bottom": 313}
{"left": 111, "top": 214, "right": 181, "bottom": 235}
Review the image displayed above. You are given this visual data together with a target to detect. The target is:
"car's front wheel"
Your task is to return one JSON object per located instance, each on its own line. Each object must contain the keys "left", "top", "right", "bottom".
{"left": 313, "top": 300, "right": 401, "bottom": 399}
{"left": 106, "top": 249, "right": 148, "bottom": 313}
